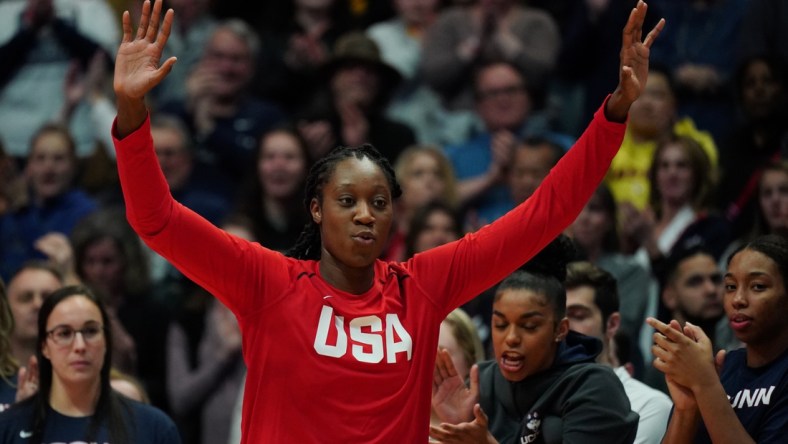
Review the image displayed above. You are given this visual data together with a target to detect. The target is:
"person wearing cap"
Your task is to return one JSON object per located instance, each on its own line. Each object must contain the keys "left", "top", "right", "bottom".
{"left": 297, "top": 32, "right": 416, "bottom": 162}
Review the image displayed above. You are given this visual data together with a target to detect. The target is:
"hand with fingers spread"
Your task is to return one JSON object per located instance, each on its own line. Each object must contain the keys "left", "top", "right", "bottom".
{"left": 605, "top": 0, "right": 665, "bottom": 122}
{"left": 430, "top": 404, "right": 497, "bottom": 444}
{"left": 432, "top": 349, "right": 479, "bottom": 424}
{"left": 114, "top": 0, "right": 177, "bottom": 137}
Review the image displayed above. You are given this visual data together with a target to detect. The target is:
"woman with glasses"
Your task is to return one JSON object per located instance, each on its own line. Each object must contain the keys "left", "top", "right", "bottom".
{"left": 0, "top": 286, "right": 179, "bottom": 443}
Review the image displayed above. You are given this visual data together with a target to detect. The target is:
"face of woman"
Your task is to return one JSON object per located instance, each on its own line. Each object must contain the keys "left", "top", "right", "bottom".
{"left": 401, "top": 152, "right": 446, "bottom": 209}
{"left": 656, "top": 143, "right": 694, "bottom": 206}
{"left": 81, "top": 238, "right": 125, "bottom": 297}
{"left": 312, "top": 157, "right": 394, "bottom": 269}
{"left": 414, "top": 210, "right": 459, "bottom": 254}
{"left": 569, "top": 193, "right": 611, "bottom": 251}
{"left": 258, "top": 131, "right": 307, "bottom": 200}
{"left": 724, "top": 249, "right": 788, "bottom": 350}
{"left": 758, "top": 169, "right": 788, "bottom": 232}
{"left": 42, "top": 296, "right": 106, "bottom": 388}
{"left": 438, "top": 321, "right": 471, "bottom": 380}
{"left": 492, "top": 289, "right": 565, "bottom": 382}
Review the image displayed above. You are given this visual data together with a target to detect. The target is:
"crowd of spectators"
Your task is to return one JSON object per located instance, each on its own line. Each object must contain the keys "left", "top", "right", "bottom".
{"left": 0, "top": 0, "right": 786, "bottom": 442}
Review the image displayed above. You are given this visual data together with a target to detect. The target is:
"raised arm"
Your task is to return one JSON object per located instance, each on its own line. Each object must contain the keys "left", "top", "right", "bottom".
{"left": 605, "top": 0, "right": 665, "bottom": 122}
{"left": 411, "top": 1, "right": 665, "bottom": 312}
{"left": 114, "top": 0, "right": 176, "bottom": 137}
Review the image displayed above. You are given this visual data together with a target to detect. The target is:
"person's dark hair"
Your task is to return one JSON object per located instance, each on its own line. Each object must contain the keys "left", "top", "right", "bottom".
{"left": 71, "top": 207, "right": 150, "bottom": 297}
{"left": 647, "top": 134, "right": 716, "bottom": 215}
{"left": 518, "top": 136, "right": 565, "bottom": 168}
{"left": 727, "top": 234, "right": 788, "bottom": 287}
{"left": 734, "top": 55, "right": 787, "bottom": 108}
{"left": 565, "top": 261, "right": 620, "bottom": 327}
{"left": 613, "top": 329, "right": 632, "bottom": 366}
{"left": 404, "top": 200, "right": 463, "bottom": 259}
{"left": 472, "top": 59, "right": 538, "bottom": 105}
{"left": 495, "top": 235, "right": 578, "bottom": 321}
{"left": 28, "top": 124, "right": 77, "bottom": 160}
{"left": 286, "top": 143, "right": 402, "bottom": 260}
{"left": 29, "top": 285, "right": 131, "bottom": 444}
{"left": 657, "top": 244, "right": 716, "bottom": 291}
{"left": 594, "top": 184, "right": 620, "bottom": 253}
{"left": 238, "top": 124, "right": 313, "bottom": 245}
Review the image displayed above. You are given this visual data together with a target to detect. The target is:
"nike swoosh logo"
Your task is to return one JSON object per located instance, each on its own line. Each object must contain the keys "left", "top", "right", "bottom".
{"left": 19, "top": 430, "right": 32, "bottom": 438}
{"left": 323, "top": 295, "right": 332, "bottom": 299}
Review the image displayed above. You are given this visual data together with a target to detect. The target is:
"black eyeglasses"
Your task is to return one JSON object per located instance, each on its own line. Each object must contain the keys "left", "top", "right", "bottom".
{"left": 46, "top": 323, "right": 104, "bottom": 347}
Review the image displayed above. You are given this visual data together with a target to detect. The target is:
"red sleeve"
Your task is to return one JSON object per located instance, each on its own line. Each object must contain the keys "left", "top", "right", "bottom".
{"left": 406, "top": 99, "right": 626, "bottom": 314}
{"left": 112, "top": 115, "right": 289, "bottom": 317}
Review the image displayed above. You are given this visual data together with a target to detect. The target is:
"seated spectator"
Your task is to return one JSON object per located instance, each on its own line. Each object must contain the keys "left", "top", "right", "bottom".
{"left": 648, "top": 234, "right": 788, "bottom": 443}
{"left": 643, "top": 245, "right": 739, "bottom": 391}
{"left": 236, "top": 126, "right": 311, "bottom": 253}
{"left": 605, "top": 67, "right": 717, "bottom": 211}
{"left": 6, "top": 262, "right": 63, "bottom": 367}
{"left": 0, "top": 285, "right": 180, "bottom": 442}
{"left": 444, "top": 60, "right": 560, "bottom": 225}
{"left": 431, "top": 236, "right": 638, "bottom": 444}
{"left": 621, "top": 134, "right": 730, "bottom": 265}
{"left": 721, "top": 160, "right": 788, "bottom": 267}
{"left": 0, "top": 124, "right": 97, "bottom": 281}
{"left": 160, "top": 20, "right": 286, "bottom": 181}
{"left": 566, "top": 184, "right": 657, "bottom": 366}
{"left": 565, "top": 261, "right": 672, "bottom": 444}
{"left": 297, "top": 32, "right": 416, "bottom": 163}
{"left": 386, "top": 145, "right": 458, "bottom": 262}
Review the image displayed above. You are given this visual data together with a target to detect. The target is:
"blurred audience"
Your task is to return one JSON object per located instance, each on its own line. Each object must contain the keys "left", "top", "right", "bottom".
{"left": 421, "top": 0, "right": 559, "bottom": 110}
{"left": 0, "top": 124, "right": 97, "bottom": 281}
{"left": 160, "top": 20, "right": 286, "bottom": 181}
{"left": 717, "top": 55, "right": 788, "bottom": 238}
{"left": 605, "top": 67, "right": 717, "bottom": 211}
{"left": 297, "top": 32, "right": 416, "bottom": 163}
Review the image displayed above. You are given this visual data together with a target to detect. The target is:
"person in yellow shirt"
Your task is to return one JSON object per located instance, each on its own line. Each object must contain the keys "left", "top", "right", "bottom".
{"left": 606, "top": 67, "right": 717, "bottom": 211}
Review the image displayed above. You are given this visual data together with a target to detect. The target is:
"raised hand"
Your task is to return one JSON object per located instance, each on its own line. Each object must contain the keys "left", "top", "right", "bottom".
{"left": 114, "top": 0, "right": 176, "bottom": 137}
{"left": 431, "top": 349, "right": 478, "bottom": 424}
{"left": 114, "top": 0, "right": 176, "bottom": 101}
{"left": 606, "top": 0, "right": 665, "bottom": 121}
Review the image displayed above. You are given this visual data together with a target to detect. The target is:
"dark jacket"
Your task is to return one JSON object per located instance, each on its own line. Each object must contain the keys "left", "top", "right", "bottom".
{"left": 478, "top": 331, "right": 638, "bottom": 444}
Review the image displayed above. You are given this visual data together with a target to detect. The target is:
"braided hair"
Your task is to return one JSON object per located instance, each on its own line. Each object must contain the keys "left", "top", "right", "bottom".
{"left": 286, "top": 144, "right": 402, "bottom": 260}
